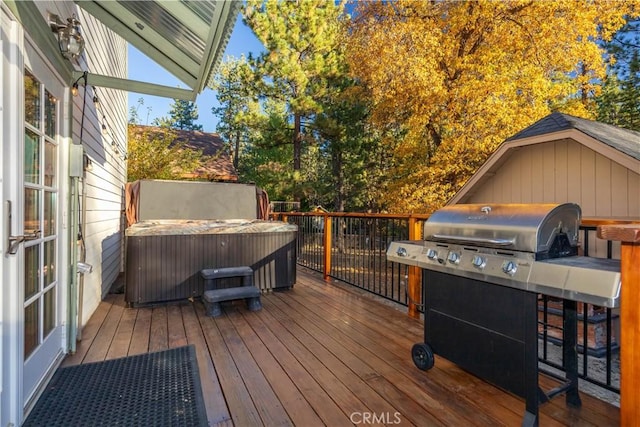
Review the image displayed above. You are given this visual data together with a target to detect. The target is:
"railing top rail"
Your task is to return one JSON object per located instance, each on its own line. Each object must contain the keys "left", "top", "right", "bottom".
{"left": 272, "top": 211, "right": 639, "bottom": 227}
{"left": 581, "top": 218, "right": 640, "bottom": 227}
{"left": 272, "top": 212, "right": 432, "bottom": 220}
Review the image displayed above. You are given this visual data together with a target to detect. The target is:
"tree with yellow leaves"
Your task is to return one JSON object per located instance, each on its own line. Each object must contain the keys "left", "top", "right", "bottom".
{"left": 348, "top": 0, "right": 639, "bottom": 213}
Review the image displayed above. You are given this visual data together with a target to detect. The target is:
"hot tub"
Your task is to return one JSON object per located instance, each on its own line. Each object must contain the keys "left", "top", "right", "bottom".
{"left": 125, "top": 219, "right": 297, "bottom": 306}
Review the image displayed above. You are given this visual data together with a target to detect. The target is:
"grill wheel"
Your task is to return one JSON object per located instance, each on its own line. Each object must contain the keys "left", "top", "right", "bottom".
{"left": 411, "top": 343, "right": 434, "bottom": 371}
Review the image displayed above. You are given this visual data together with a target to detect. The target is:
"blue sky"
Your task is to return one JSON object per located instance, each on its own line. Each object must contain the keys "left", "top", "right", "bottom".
{"left": 127, "top": 15, "right": 264, "bottom": 132}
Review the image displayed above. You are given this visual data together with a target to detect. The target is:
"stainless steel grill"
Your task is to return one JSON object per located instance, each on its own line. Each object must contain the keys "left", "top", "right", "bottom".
{"left": 386, "top": 203, "right": 622, "bottom": 426}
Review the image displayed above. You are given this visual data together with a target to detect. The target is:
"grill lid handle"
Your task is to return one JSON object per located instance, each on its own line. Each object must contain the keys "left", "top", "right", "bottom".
{"left": 430, "top": 234, "right": 515, "bottom": 247}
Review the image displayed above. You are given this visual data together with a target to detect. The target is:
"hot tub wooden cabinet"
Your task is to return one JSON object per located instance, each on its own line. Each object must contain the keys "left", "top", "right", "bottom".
{"left": 125, "top": 220, "right": 297, "bottom": 306}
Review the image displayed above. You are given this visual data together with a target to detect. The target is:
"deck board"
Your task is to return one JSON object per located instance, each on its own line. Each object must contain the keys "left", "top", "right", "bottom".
{"left": 105, "top": 306, "right": 137, "bottom": 359}
{"left": 227, "top": 309, "right": 324, "bottom": 426}
{"left": 271, "top": 283, "right": 503, "bottom": 426}
{"left": 61, "top": 267, "right": 620, "bottom": 426}
{"left": 180, "top": 303, "right": 231, "bottom": 426}
{"left": 240, "top": 303, "right": 352, "bottom": 426}
{"left": 195, "top": 301, "right": 264, "bottom": 427}
{"left": 167, "top": 304, "right": 188, "bottom": 348}
{"left": 148, "top": 305, "right": 169, "bottom": 352}
{"left": 128, "top": 306, "right": 151, "bottom": 356}
{"left": 214, "top": 311, "right": 293, "bottom": 426}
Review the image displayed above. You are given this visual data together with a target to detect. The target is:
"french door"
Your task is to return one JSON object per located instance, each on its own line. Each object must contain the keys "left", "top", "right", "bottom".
{"left": 20, "top": 42, "right": 66, "bottom": 411}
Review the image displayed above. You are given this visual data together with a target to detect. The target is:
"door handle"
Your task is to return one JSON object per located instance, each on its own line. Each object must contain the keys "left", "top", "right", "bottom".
{"left": 5, "top": 200, "right": 40, "bottom": 255}
{"left": 8, "top": 231, "right": 41, "bottom": 255}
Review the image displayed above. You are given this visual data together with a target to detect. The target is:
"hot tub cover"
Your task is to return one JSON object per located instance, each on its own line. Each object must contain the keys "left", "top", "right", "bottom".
{"left": 126, "top": 219, "right": 297, "bottom": 236}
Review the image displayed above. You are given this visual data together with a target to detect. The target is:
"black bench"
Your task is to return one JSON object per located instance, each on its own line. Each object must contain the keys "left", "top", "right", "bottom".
{"left": 201, "top": 267, "right": 262, "bottom": 317}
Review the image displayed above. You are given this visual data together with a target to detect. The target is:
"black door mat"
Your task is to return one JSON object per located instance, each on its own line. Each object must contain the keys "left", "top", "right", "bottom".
{"left": 24, "top": 345, "right": 208, "bottom": 427}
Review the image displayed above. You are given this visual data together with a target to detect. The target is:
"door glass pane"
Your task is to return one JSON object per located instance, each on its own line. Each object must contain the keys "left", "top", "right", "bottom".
{"left": 44, "top": 191, "right": 56, "bottom": 237}
{"left": 24, "top": 70, "right": 40, "bottom": 128}
{"left": 43, "top": 240, "right": 55, "bottom": 287}
{"left": 24, "top": 301, "right": 39, "bottom": 359}
{"left": 24, "top": 129, "right": 40, "bottom": 184}
{"left": 44, "top": 89, "right": 56, "bottom": 138}
{"left": 24, "top": 188, "right": 40, "bottom": 234}
{"left": 43, "top": 288, "right": 56, "bottom": 338}
{"left": 44, "top": 141, "right": 56, "bottom": 187}
{"left": 23, "top": 60, "right": 60, "bottom": 372}
{"left": 24, "top": 245, "right": 40, "bottom": 301}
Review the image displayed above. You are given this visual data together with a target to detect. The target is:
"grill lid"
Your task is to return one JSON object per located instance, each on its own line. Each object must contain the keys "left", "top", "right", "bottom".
{"left": 423, "top": 203, "right": 581, "bottom": 254}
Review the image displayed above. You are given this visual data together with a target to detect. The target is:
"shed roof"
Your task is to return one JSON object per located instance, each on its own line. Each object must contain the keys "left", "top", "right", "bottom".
{"left": 508, "top": 112, "right": 640, "bottom": 161}
{"left": 449, "top": 113, "right": 640, "bottom": 205}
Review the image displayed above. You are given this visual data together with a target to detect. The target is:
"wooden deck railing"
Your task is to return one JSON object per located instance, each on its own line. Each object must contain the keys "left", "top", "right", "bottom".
{"left": 272, "top": 211, "right": 639, "bottom": 419}
{"left": 597, "top": 224, "right": 640, "bottom": 427}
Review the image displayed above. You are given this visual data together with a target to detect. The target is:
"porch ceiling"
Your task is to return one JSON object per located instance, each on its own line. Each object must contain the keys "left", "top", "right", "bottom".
{"left": 3, "top": 0, "right": 239, "bottom": 100}
{"left": 76, "top": 0, "right": 240, "bottom": 100}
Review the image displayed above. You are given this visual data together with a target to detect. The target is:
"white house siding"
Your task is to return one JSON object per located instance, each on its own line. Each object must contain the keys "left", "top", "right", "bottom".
{"left": 459, "top": 139, "right": 640, "bottom": 258}
{"left": 32, "top": 2, "right": 128, "bottom": 326}
{"left": 76, "top": 8, "right": 128, "bottom": 326}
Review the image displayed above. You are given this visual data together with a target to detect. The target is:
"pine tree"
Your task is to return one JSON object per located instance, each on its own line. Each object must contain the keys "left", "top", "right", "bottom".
{"left": 155, "top": 98, "right": 203, "bottom": 131}
{"left": 212, "top": 57, "right": 259, "bottom": 169}
{"left": 243, "top": 0, "right": 347, "bottom": 172}
{"left": 598, "top": 19, "right": 640, "bottom": 131}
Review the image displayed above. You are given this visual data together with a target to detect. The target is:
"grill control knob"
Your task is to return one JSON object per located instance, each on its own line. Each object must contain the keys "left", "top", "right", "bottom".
{"left": 471, "top": 255, "right": 486, "bottom": 269}
{"left": 447, "top": 251, "right": 460, "bottom": 265}
{"left": 426, "top": 249, "right": 438, "bottom": 260}
{"left": 502, "top": 260, "right": 518, "bottom": 276}
{"left": 396, "top": 247, "right": 408, "bottom": 257}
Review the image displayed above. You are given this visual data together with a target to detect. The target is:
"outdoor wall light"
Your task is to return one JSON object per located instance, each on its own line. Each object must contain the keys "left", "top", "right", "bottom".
{"left": 48, "top": 12, "right": 85, "bottom": 60}
{"left": 70, "top": 71, "right": 87, "bottom": 97}
{"left": 101, "top": 115, "right": 108, "bottom": 135}
{"left": 92, "top": 87, "right": 100, "bottom": 109}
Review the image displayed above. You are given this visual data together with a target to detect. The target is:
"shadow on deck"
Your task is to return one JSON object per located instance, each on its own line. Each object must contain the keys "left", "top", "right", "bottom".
{"left": 62, "top": 268, "right": 619, "bottom": 426}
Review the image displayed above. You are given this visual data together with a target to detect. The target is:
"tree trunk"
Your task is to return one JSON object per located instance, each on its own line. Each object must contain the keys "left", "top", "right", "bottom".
{"left": 332, "top": 148, "right": 345, "bottom": 212}
{"left": 233, "top": 131, "right": 240, "bottom": 170}
{"left": 293, "top": 114, "right": 302, "bottom": 171}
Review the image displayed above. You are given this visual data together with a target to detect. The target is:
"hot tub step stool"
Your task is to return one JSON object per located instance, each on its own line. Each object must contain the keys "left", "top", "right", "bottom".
{"left": 201, "top": 266, "right": 255, "bottom": 288}
{"left": 201, "top": 267, "right": 262, "bottom": 317}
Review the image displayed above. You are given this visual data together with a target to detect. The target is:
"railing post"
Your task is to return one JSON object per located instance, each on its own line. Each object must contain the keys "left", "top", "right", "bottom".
{"left": 407, "top": 217, "right": 422, "bottom": 319}
{"left": 598, "top": 224, "right": 640, "bottom": 427}
{"left": 323, "top": 214, "right": 332, "bottom": 281}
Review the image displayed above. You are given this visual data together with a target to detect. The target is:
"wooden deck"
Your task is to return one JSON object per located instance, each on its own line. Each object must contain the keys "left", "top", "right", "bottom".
{"left": 62, "top": 268, "right": 619, "bottom": 426}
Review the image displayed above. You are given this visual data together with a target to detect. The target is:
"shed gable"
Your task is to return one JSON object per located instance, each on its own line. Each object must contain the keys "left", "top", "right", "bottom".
{"left": 460, "top": 138, "right": 640, "bottom": 219}
{"left": 451, "top": 113, "right": 640, "bottom": 222}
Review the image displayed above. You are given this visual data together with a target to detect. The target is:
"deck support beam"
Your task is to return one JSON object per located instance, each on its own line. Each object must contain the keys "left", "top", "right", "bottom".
{"left": 408, "top": 217, "right": 422, "bottom": 319}
{"left": 323, "top": 215, "right": 332, "bottom": 281}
